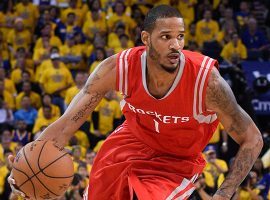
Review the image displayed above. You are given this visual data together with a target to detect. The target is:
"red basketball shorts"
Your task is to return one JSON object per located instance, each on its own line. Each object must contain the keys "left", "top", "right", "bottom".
{"left": 84, "top": 123, "right": 206, "bottom": 200}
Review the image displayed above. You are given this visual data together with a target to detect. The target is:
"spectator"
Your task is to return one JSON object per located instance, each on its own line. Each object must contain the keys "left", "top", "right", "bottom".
{"left": 60, "top": 0, "right": 86, "bottom": 27}
{"left": 0, "top": 80, "right": 15, "bottom": 110}
{"left": 16, "top": 70, "right": 41, "bottom": 94}
{"left": 239, "top": 171, "right": 262, "bottom": 200}
{"left": 216, "top": 20, "right": 237, "bottom": 47}
{"left": 176, "top": 0, "right": 197, "bottom": 25}
{"left": 0, "top": 31, "right": 10, "bottom": 65}
{"left": 39, "top": 52, "right": 74, "bottom": 113}
{"left": 257, "top": 167, "right": 270, "bottom": 199}
{"left": 0, "top": 67, "right": 17, "bottom": 96}
{"left": 219, "top": 7, "right": 236, "bottom": 30}
{"left": 14, "top": 95, "right": 37, "bottom": 130}
{"left": 35, "top": 9, "right": 56, "bottom": 37}
{"left": 185, "top": 22, "right": 200, "bottom": 49}
{"left": 89, "top": 48, "right": 107, "bottom": 74}
{"left": 0, "top": 149, "right": 12, "bottom": 198}
{"left": 15, "top": 81, "right": 41, "bottom": 110}
{"left": 7, "top": 18, "right": 32, "bottom": 54}
{"left": 208, "top": 123, "right": 228, "bottom": 156}
{"left": 235, "top": 1, "right": 250, "bottom": 28}
{"left": 32, "top": 105, "right": 57, "bottom": 134}
{"left": 196, "top": 9, "right": 219, "bottom": 47}
{"left": 34, "top": 23, "right": 62, "bottom": 50}
{"left": 115, "top": 34, "right": 131, "bottom": 53}
{"left": 83, "top": 0, "right": 107, "bottom": 41}
{"left": 92, "top": 90, "right": 122, "bottom": 137}
{"left": 10, "top": 48, "right": 34, "bottom": 85}
{"left": 108, "top": 23, "right": 134, "bottom": 51}
{"left": 38, "top": 93, "right": 60, "bottom": 119}
{"left": 11, "top": 120, "right": 31, "bottom": 145}
{"left": 0, "top": 97, "right": 13, "bottom": 127}
{"left": 65, "top": 71, "right": 87, "bottom": 106}
{"left": 221, "top": 32, "right": 247, "bottom": 65}
{"left": 107, "top": 1, "right": 137, "bottom": 34}
{"left": 15, "top": 0, "right": 39, "bottom": 30}
{"left": 0, "top": 0, "right": 16, "bottom": 42}
{"left": 241, "top": 17, "right": 270, "bottom": 60}
{"left": 0, "top": 129, "right": 17, "bottom": 163}
{"left": 33, "top": 36, "right": 51, "bottom": 67}
{"left": 203, "top": 145, "right": 228, "bottom": 190}
{"left": 60, "top": 33, "right": 85, "bottom": 73}
{"left": 85, "top": 149, "right": 96, "bottom": 167}
{"left": 0, "top": 148, "right": 13, "bottom": 200}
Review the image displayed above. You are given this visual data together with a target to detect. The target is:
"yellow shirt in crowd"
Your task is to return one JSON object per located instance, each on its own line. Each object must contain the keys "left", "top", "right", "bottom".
{"left": 1, "top": 90, "right": 15, "bottom": 110}
{"left": 4, "top": 78, "right": 17, "bottom": 96}
{"left": 209, "top": 123, "right": 224, "bottom": 144}
{"left": 33, "top": 116, "right": 58, "bottom": 134}
{"left": 38, "top": 105, "right": 61, "bottom": 119}
{"left": 39, "top": 66, "right": 74, "bottom": 97}
{"left": 15, "top": 91, "right": 41, "bottom": 110}
{"left": 7, "top": 29, "right": 32, "bottom": 51}
{"left": 221, "top": 40, "right": 247, "bottom": 61}
{"left": 196, "top": 19, "right": 219, "bottom": 46}
{"left": 95, "top": 98, "right": 122, "bottom": 135}
{"left": 15, "top": 2, "right": 39, "bottom": 30}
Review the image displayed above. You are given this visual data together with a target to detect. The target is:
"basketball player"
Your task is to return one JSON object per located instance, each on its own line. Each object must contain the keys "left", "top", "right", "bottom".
{"left": 9, "top": 5, "right": 263, "bottom": 200}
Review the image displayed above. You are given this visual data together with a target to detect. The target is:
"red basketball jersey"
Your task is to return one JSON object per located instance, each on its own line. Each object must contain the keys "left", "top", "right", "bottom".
{"left": 116, "top": 46, "right": 219, "bottom": 159}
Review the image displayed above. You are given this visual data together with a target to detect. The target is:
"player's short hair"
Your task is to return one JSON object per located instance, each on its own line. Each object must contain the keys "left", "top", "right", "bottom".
{"left": 143, "top": 5, "right": 182, "bottom": 33}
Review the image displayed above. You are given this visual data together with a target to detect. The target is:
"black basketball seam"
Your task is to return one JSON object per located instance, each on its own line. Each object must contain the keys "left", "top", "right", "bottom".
{"left": 18, "top": 152, "right": 73, "bottom": 187}
{"left": 37, "top": 140, "right": 74, "bottom": 178}
{"left": 14, "top": 153, "right": 37, "bottom": 200}
{"left": 22, "top": 145, "right": 59, "bottom": 196}
{"left": 18, "top": 142, "right": 74, "bottom": 188}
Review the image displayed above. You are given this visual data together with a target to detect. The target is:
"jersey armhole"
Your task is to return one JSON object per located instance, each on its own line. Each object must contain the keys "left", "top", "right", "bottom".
{"left": 202, "top": 60, "right": 219, "bottom": 113}
{"left": 115, "top": 52, "right": 121, "bottom": 92}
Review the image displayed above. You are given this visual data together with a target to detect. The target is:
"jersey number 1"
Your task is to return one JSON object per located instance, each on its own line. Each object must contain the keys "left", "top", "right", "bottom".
{"left": 154, "top": 119, "right": 160, "bottom": 133}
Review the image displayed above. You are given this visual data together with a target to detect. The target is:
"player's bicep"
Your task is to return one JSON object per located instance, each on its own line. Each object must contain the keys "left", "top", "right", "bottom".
{"left": 205, "top": 68, "right": 254, "bottom": 145}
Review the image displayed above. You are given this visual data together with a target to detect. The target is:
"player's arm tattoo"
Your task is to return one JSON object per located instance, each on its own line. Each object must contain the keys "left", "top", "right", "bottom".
{"left": 71, "top": 91, "right": 101, "bottom": 122}
{"left": 206, "top": 69, "right": 263, "bottom": 199}
{"left": 71, "top": 71, "right": 103, "bottom": 123}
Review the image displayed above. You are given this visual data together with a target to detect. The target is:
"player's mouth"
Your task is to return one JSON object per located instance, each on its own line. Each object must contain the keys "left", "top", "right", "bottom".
{"left": 167, "top": 53, "right": 180, "bottom": 64}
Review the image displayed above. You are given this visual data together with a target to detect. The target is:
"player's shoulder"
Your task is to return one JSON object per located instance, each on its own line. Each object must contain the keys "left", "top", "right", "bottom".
{"left": 182, "top": 50, "right": 207, "bottom": 65}
{"left": 182, "top": 50, "right": 218, "bottom": 68}
{"left": 117, "top": 46, "right": 146, "bottom": 59}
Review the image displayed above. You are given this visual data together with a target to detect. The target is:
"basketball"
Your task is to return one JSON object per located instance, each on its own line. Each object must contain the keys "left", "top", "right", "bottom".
{"left": 11, "top": 140, "right": 74, "bottom": 199}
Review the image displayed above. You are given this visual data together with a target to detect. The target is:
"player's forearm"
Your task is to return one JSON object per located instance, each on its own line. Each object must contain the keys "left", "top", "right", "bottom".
{"left": 37, "top": 90, "right": 103, "bottom": 147}
{"left": 215, "top": 126, "right": 263, "bottom": 199}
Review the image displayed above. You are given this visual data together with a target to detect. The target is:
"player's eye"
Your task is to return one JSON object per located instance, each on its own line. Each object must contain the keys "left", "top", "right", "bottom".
{"left": 177, "top": 34, "right": 184, "bottom": 40}
{"left": 161, "top": 35, "right": 170, "bottom": 40}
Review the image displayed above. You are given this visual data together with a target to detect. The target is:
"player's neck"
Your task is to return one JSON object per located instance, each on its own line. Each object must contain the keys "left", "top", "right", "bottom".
{"left": 146, "top": 59, "right": 179, "bottom": 98}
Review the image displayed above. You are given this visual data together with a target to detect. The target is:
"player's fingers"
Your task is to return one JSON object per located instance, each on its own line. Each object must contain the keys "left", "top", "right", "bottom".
{"left": 8, "top": 155, "right": 15, "bottom": 166}
{"left": 8, "top": 175, "right": 26, "bottom": 198}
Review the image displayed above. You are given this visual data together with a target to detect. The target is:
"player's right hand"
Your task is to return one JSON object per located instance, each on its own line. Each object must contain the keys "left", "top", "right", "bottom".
{"left": 7, "top": 155, "right": 28, "bottom": 199}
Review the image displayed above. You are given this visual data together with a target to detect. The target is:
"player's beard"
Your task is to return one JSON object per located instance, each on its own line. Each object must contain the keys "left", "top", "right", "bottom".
{"left": 149, "top": 40, "right": 179, "bottom": 74}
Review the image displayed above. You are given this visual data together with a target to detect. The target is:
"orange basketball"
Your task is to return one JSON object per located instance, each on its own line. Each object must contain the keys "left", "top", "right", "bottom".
{"left": 12, "top": 140, "right": 74, "bottom": 199}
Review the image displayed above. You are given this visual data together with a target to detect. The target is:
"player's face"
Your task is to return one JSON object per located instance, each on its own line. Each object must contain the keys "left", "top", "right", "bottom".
{"left": 142, "top": 17, "right": 185, "bottom": 73}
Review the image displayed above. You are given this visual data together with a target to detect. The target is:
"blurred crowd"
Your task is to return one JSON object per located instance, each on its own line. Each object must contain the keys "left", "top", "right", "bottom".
{"left": 0, "top": 0, "right": 269, "bottom": 199}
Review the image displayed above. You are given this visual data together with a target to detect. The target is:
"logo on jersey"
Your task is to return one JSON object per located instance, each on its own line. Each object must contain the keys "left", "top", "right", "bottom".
{"left": 127, "top": 103, "right": 190, "bottom": 124}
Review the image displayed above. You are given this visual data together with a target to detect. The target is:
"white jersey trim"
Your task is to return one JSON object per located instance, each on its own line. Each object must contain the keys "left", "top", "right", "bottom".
{"left": 193, "top": 56, "right": 217, "bottom": 124}
{"left": 166, "top": 173, "right": 198, "bottom": 200}
{"left": 118, "top": 49, "right": 131, "bottom": 96}
{"left": 141, "top": 51, "right": 186, "bottom": 100}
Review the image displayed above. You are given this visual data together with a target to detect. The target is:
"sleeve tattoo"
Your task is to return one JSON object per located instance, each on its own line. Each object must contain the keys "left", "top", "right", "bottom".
{"left": 206, "top": 70, "right": 263, "bottom": 198}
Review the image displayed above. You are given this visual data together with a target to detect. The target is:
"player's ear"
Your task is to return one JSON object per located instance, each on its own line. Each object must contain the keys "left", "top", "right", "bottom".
{"left": 141, "top": 31, "right": 150, "bottom": 46}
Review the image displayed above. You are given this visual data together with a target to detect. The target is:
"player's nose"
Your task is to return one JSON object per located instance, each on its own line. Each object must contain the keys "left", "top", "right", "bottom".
{"left": 169, "top": 39, "right": 181, "bottom": 50}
